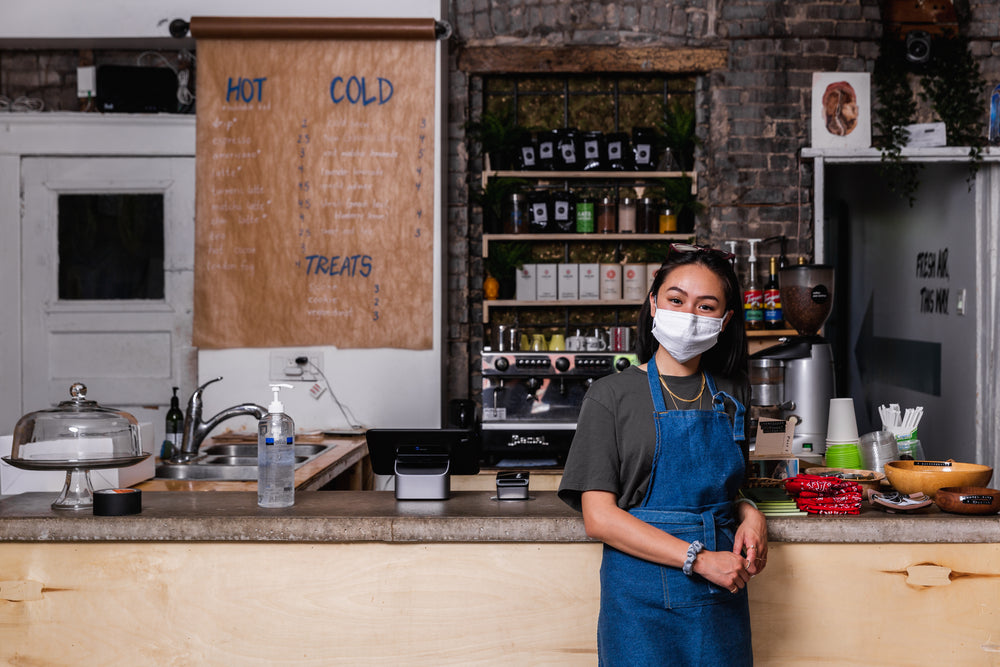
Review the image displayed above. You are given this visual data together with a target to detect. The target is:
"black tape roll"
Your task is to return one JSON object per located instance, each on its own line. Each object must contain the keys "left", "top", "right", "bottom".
{"left": 93, "top": 488, "right": 142, "bottom": 516}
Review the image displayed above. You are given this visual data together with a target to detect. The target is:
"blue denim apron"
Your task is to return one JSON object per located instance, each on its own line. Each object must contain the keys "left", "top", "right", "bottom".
{"left": 597, "top": 355, "right": 752, "bottom": 666}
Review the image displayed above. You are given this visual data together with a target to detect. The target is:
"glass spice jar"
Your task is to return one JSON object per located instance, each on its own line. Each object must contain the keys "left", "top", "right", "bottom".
{"left": 617, "top": 197, "right": 637, "bottom": 233}
{"left": 596, "top": 196, "right": 617, "bottom": 233}
{"left": 658, "top": 206, "right": 678, "bottom": 233}
{"left": 575, "top": 197, "right": 595, "bottom": 233}
{"left": 638, "top": 197, "right": 659, "bottom": 234}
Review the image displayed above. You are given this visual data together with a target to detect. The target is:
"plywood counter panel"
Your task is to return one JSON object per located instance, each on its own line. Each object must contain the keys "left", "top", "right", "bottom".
{"left": 2, "top": 491, "right": 1000, "bottom": 665}
{"left": 0, "top": 541, "right": 603, "bottom": 665}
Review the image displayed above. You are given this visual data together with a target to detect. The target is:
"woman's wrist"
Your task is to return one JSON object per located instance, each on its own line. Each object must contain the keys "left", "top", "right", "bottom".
{"left": 682, "top": 540, "right": 704, "bottom": 575}
{"left": 734, "top": 497, "right": 761, "bottom": 521}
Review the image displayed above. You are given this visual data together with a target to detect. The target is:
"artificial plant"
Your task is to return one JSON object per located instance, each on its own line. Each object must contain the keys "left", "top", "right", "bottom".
{"left": 463, "top": 107, "right": 530, "bottom": 170}
{"left": 873, "top": 31, "right": 986, "bottom": 204}
{"left": 658, "top": 98, "right": 701, "bottom": 172}
{"left": 649, "top": 176, "right": 705, "bottom": 234}
{"left": 484, "top": 241, "right": 531, "bottom": 299}
{"left": 471, "top": 176, "right": 529, "bottom": 234}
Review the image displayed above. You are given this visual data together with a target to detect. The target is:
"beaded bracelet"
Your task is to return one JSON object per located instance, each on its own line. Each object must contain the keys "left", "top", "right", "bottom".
{"left": 682, "top": 540, "right": 704, "bottom": 576}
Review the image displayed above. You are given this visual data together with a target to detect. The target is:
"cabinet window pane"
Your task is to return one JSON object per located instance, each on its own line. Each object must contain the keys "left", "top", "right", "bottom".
{"left": 57, "top": 193, "right": 165, "bottom": 300}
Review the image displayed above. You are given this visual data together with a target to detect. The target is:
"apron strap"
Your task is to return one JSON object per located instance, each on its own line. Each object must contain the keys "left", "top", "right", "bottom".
{"left": 646, "top": 354, "right": 668, "bottom": 413}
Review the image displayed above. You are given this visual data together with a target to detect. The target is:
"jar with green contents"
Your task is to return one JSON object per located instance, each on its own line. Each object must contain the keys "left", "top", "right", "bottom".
{"left": 576, "top": 197, "right": 595, "bottom": 233}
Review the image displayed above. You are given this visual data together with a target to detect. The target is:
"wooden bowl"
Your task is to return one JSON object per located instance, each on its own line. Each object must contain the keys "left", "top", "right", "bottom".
{"left": 933, "top": 486, "right": 1000, "bottom": 515}
{"left": 884, "top": 460, "right": 993, "bottom": 498}
{"left": 804, "top": 467, "right": 886, "bottom": 494}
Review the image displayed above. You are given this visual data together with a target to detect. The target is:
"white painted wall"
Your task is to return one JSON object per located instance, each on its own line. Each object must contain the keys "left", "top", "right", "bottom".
{"left": 0, "top": 0, "right": 449, "bottom": 437}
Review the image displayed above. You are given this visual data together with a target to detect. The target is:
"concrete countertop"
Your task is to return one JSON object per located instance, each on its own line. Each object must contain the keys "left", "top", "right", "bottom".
{"left": 1, "top": 490, "right": 998, "bottom": 543}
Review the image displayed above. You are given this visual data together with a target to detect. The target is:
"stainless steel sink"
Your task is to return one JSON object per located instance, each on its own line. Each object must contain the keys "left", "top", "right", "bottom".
{"left": 155, "top": 443, "right": 333, "bottom": 480}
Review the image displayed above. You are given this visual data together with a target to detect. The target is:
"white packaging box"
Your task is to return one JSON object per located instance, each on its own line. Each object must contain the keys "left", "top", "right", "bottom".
{"left": 646, "top": 263, "right": 661, "bottom": 290}
{"left": 536, "top": 263, "right": 558, "bottom": 301}
{"left": 600, "top": 263, "right": 622, "bottom": 300}
{"left": 903, "top": 122, "right": 946, "bottom": 148}
{"left": 558, "top": 263, "right": 579, "bottom": 300}
{"left": 579, "top": 263, "right": 601, "bottom": 300}
{"left": 622, "top": 263, "right": 646, "bottom": 301}
{"left": 516, "top": 263, "right": 537, "bottom": 301}
{"left": 0, "top": 422, "right": 155, "bottom": 495}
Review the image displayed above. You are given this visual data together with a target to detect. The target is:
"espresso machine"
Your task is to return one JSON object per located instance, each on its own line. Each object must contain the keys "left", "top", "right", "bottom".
{"left": 481, "top": 351, "right": 636, "bottom": 466}
{"left": 749, "top": 264, "right": 836, "bottom": 455}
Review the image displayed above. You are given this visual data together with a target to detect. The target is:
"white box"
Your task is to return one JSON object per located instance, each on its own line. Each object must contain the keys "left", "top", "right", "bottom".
{"left": 579, "top": 263, "right": 600, "bottom": 300}
{"left": 600, "top": 263, "right": 622, "bottom": 300}
{"left": 622, "top": 263, "right": 646, "bottom": 301}
{"left": 558, "top": 263, "right": 579, "bottom": 300}
{"left": 516, "top": 263, "right": 537, "bottom": 301}
{"left": 536, "top": 263, "right": 558, "bottom": 301}
{"left": 0, "top": 423, "right": 155, "bottom": 495}
{"left": 903, "top": 122, "right": 946, "bottom": 148}
{"left": 647, "top": 263, "right": 661, "bottom": 291}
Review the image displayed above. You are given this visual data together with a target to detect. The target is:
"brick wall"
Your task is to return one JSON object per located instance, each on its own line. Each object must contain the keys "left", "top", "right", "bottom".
{"left": 3, "top": 1, "right": 999, "bottom": 407}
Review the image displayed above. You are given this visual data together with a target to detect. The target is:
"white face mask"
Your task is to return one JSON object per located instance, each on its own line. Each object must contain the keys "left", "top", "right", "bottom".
{"left": 651, "top": 308, "right": 727, "bottom": 363}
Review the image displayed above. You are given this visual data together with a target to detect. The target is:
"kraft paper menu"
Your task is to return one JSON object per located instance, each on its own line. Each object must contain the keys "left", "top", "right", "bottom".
{"left": 193, "top": 35, "right": 435, "bottom": 350}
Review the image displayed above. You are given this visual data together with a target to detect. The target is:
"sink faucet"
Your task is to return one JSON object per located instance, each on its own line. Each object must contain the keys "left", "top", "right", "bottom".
{"left": 171, "top": 377, "right": 267, "bottom": 463}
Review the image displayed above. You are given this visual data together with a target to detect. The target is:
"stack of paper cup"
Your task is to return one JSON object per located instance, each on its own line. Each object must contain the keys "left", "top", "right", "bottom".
{"left": 825, "top": 398, "right": 863, "bottom": 469}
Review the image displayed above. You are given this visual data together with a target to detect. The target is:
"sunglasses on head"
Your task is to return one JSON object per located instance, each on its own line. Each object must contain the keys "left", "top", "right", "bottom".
{"left": 669, "top": 243, "right": 736, "bottom": 261}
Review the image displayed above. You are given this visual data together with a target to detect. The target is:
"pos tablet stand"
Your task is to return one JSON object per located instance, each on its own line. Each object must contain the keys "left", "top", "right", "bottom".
{"left": 393, "top": 447, "right": 451, "bottom": 500}
{"left": 366, "top": 428, "right": 481, "bottom": 500}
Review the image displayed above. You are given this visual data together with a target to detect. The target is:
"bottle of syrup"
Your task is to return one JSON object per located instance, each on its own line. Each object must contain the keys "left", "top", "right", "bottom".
{"left": 743, "top": 239, "right": 763, "bottom": 331}
{"left": 764, "top": 256, "right": 783, "bottom": 330}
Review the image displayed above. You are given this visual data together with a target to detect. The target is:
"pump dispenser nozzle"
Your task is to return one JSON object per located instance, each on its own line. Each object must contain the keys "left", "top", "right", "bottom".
{"left": 268, "top": 383, "right": 293, "bottom": 414}
{"left": 747, "top": 238, "right": 762, "bottom": 263}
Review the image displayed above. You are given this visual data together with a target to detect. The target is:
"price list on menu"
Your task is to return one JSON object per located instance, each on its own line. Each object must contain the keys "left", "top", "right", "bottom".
{"left": 192, "top": 28, "right": 436, "bottom": 350}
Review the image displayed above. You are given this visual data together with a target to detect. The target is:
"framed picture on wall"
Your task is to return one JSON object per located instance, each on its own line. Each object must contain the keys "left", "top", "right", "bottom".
{"left": 811, "top": 72, "right": 871, "bottom": 149}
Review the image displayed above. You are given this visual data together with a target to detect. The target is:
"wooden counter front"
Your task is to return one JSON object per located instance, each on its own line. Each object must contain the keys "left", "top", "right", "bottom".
{"left": 2, "top": 492, "right": 999, "bottom": 665}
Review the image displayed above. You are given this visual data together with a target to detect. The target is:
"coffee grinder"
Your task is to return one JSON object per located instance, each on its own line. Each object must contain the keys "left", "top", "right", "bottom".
{"left": 749, "top": 264, "right": 836, "bottom": 455}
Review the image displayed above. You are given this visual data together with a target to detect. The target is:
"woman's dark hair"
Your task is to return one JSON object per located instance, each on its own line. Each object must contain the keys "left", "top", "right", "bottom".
{"left": 635, "top": 248, "right": 748, "bottom": 381}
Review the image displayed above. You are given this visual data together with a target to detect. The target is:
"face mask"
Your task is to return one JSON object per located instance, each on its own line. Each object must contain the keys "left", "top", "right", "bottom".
{"left": 651, "top": 308, "right": 727, "bottom": 363}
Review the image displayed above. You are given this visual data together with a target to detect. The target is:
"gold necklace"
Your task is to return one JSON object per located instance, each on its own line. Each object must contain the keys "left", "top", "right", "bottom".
{"left": 660, "top": 372, "right": 706, "bottom": 411}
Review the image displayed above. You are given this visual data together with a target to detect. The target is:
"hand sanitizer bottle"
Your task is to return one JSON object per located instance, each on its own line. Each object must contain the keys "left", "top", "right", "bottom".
{"left": 258, "top": 383, "right": 295, "bottom": 508}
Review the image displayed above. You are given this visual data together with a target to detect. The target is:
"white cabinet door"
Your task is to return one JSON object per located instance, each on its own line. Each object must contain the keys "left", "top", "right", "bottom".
{"left": 20, "top": 157, "right": 196, "bottom": 444}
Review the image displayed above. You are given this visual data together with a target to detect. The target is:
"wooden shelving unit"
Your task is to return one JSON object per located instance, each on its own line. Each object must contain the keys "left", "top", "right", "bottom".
{"left": 482, "top": 232, "right": 694, "bottom": 257}
{"left": 481, "top": 167, "right": 698, "bottom": 194}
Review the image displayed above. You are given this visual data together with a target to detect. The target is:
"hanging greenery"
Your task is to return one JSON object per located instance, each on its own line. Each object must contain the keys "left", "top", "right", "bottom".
{"left": 873, "top": 31, "right": 986, "bottom": 204}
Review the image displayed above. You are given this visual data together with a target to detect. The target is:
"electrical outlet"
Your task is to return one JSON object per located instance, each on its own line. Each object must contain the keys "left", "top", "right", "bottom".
{"left": 268, "top": 351, "right": 323, "bottom": 382}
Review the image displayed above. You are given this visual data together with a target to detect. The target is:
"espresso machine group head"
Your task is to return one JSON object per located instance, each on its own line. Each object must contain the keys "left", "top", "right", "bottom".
{"left": 749, "top": 264, "right": 836, "bottom": 455}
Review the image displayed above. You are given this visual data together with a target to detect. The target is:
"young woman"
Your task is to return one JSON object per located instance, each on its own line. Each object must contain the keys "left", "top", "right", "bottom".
{"left": 559, "top": 244, "right": 768, "bottom": 666}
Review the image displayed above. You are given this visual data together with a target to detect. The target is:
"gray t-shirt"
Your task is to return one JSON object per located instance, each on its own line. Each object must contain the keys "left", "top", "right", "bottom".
{"left": 557, "top": 365, "right": 750, "bottom": 512}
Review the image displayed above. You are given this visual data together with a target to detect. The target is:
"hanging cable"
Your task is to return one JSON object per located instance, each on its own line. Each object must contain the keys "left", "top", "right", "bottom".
{"left": 297, "top": 357, "right": 364, "bottom": 430}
